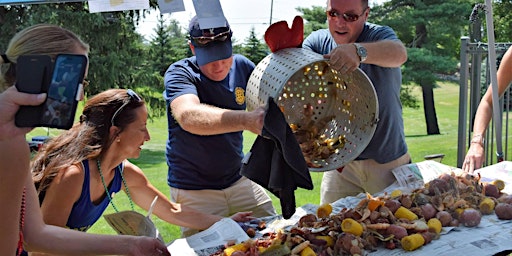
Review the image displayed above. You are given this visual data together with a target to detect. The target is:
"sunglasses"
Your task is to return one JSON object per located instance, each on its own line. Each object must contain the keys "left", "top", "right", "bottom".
{"left": 326, "top": 8, "right": 368, "bottom": 22}
{"left": 190, "top": 29, "right": 232, "bottom": 46}
{"left": 111, "top": 89, "right": 142, "bottom": 127}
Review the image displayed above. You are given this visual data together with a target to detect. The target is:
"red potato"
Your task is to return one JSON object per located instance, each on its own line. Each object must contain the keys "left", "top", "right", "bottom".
{"left": 384, "top": 199, "right": 401, "bottom": 214}
{"left": 484, "top": 183, "right": 500, "bottom": 198}
{"left": 420, "top": 203, "right": 438, "bottom": 220}
{"left": 436, "top": 211, "right": 453, "bottom": 227}
{"left": 350, "top": 245, "right": 362, "bottom": 255}
{"left": 386, "top": 224, "right": 408, "bottom": 240}
{"left": 498, "top": 194, "right": 512, "bottom": 204}
{"left": 459, "top": 208, "right": 482, "bottom": 227}
{"left": 420, "top": 231, "right": 436, "bottom": 244}
{"left": 495, "top": 203, "right": 512, "bottom": 220}
{"left": 449, "top": 219, "right": 460, "bottom": 227}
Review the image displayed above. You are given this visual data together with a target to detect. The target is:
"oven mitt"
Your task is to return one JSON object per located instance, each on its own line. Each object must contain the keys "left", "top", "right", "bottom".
{"left": 264, "top": 16, "right": 304, "bottom": 52}
{"left": 241, "top": 97, "right": 313, "bottom": 219}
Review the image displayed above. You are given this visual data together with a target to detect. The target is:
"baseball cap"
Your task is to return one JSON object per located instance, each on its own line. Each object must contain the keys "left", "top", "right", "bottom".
{"left": 188, "top": 16, "right": 233, "bottom": 66}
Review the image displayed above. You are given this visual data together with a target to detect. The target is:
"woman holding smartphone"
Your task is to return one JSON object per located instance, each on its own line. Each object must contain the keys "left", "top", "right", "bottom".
{"left": 0, "top": 24, "right": 170, "bottom": 256}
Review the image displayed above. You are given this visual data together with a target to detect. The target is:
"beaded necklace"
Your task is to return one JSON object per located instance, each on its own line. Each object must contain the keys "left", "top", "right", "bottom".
{"left": 16, "top": 187, "right": 26, "bottom": 256}
{"left": 96, "top": 160, "right": 134, "bottom": 212}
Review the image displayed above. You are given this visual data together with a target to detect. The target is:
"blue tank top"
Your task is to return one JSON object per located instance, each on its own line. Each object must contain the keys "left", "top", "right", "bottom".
{"left": 65, "top": 160, "right": 123, "bottom": 231}
{"left": 163, "top": 54, "right": 255, "bottom": 190}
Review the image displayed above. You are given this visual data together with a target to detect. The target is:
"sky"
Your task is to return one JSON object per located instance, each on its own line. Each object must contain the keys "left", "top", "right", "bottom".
{"left": 137, "top": 0, "right": 385, "bottom": 42}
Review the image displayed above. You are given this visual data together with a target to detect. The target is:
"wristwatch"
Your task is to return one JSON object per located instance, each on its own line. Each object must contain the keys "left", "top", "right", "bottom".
{"left": 353, "top": 43, "right": 367, "bottom": 63}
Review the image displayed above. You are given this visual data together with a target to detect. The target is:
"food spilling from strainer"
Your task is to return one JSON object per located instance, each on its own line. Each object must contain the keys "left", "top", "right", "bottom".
{"left": 246, "top": 47, "right": 378, "bottom": 172}
{"left": 289, "top": 102, "right": 346, "bottom": 168}
{"left": 275, "top": 60, "right": 366, "bottom": 170}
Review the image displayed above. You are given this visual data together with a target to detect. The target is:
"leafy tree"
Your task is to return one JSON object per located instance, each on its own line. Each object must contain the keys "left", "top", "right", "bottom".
{"left": 371, "top": 0, "right": 476, "bottom": 135}
{"left": 148, "top": 16, "right": 189, "bottom": 76}
{"left": 0, "top": 2, "right": 168, "bottom": 119}
{"left": 490, "top": 1, "right": 512, "bottom": 43}
{"left": 236, "top": 27, "right": 269, "bottom": 65}
{"left": 296, "top": 5, "right": 327, "bottom": 37}
{"left": 142, "top": 16, "right": 190, "bottom": 118}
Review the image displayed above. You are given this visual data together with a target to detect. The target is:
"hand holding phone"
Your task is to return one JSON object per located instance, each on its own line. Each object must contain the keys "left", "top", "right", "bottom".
{"left": 15, "top": 54, "right": 88, "bottom": 130}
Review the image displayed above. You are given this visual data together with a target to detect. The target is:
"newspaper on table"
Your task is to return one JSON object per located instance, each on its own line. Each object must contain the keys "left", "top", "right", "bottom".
{"left": 391, "top": 160, "right": 512, "bottom": 194}
{"left": 475, "top": 160, "right": 512, "bottom": 194}
{"left": 167, "top": 218, "right": 250, "bottom": 255}
{"left": 103, "top": 196, "right": 164, "bottom": 242}
{"left": 390, "top": 160, "right": 462, "bottom": 190}
{"left": 167, "top": 161, "right": 512, "bottom": 255}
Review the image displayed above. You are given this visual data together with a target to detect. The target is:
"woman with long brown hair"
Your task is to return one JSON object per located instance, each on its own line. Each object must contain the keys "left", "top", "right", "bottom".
{"left": 31, "top": 89, "right": 252, "bottom": 249}
{"left": 1, "top": 24, "right": 169, "bottom": 256}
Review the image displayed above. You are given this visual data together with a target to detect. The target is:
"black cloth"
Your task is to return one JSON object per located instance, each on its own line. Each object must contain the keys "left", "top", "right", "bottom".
{"left": 241, "top": 97, "right": 313, "bottom": 219}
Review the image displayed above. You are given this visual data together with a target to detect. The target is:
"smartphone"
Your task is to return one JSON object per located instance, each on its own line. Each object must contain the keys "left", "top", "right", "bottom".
{"left": 14, "top": 55, "right": 53, "bottom": 127}
{"left": 15, "top": 54, "right": 88, "bottom": 130}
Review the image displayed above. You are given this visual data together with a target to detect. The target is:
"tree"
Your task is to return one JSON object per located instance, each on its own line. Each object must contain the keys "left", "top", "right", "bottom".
{"left": 371, "top": 0, "right": 476, "bottom": 135}
{"left": 140, "top": 16, "right": 190, "bottom": 118}
{"left": 296, "top": 5, "right": 327, "bottom": 37}
{"left": 0, "top": 2, "right": 169, "bottom": 119}
{"left": 148, "top": 16, "right": 189, "bottom": 76}
{"left": 492, "top": 1, "right": 512, "bottom": 43}
{"left": 236, "top": 27, "right": 269, "bottom": 65}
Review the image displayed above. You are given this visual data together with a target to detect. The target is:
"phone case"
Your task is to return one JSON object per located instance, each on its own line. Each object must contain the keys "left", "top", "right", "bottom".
{"left": 15, "top": 54, "right": 88, "bottom": 130}
{"left": 14, "top": 55, "right": 53, "bottom": 127}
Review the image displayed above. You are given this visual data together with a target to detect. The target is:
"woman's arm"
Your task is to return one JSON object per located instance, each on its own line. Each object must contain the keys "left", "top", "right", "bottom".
{"left": 463, "top": 47, "right": 512, "bottom": 172}
{"left": 23, "top": 175, "right": 170, "bottom": 256}
{"left": 0, "top": 136, "right": 30, "bottom": 255}
{"left": 0, "top": 86, "right": 46, "bottom": 255}
{"left": 123, "top": 161, "right": 253, "bottom": 231}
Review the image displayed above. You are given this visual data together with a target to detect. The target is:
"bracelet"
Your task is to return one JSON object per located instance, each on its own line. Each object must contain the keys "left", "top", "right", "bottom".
{"left": 471, "top": 134, "right": 485, "bottom": 146}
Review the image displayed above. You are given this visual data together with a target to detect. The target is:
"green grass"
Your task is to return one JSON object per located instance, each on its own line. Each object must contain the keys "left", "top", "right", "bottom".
{"left": 27, "top": 81, "right": 463, "bottom": 243}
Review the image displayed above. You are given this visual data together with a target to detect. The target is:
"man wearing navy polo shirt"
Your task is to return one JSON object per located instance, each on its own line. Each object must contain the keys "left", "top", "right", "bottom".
{"left": 163, "top": 16, "right": 276, "bottom": 237}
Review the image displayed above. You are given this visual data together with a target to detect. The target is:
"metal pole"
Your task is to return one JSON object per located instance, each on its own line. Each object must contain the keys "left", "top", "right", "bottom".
{"left": 484, "top": 0, "right": 504, "bottom": 162}
{"left": 458, "top": 37, "right": 470, "bottom": 168}
{"left": 270, "top": 0, "right": 274, "bottom": 25}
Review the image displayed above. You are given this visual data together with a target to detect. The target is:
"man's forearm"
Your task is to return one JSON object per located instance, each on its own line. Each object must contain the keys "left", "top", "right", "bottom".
{"left": 364, "top": 40, "right": 407, "bottom": 68}
{"left": 178, "top": 104, "right": 248, "bottom": 135}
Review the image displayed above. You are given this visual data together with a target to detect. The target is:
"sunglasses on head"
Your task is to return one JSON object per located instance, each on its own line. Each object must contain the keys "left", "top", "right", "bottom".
{"left": 111, "top": 89, "right": 142, "bottom": 127}
{"left": 190, "top": 29, "right": 232, "bottom": 47}
{"left": 326, "top": 7, "right": 368, "bottom": 22}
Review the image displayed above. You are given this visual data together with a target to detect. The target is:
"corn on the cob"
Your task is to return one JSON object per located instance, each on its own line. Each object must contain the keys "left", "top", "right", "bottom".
{"left": 224, "top": 243, "right": 247, "bottom": 256}
{"left": 315, "top": 235, "right": 334, "bottom": 247}
{"left": 395, "top": 206, "right": 419, "bottom": 220}
{"left": 427, "top": 218, "right": 442, "bottom": 234}
{"left": 316, "top": 203, "right": 333, "bottom": 218}
{"left": 341, "top": 218, "right": 364, "bottom": 236}
{"left": 300, "top": 246, "right": 317, "bottom": 256}
{"left": 479, "top": 197, "right": 496, "bottom": 215}
{"left": 491, "top": 179, "right": 505, "bottom": 191}
{"left": 401, "top": 233, "right": 425, "bottom": 251}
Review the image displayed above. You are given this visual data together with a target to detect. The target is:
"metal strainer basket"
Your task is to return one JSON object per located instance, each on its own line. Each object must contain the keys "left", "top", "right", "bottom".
{"left": 246, "top": 48, "right": 379, "bottom": 172}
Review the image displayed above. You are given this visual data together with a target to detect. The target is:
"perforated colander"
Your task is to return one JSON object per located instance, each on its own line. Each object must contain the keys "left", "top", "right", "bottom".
{"left": 246, "top": 48, "right": 379, "bottom": 172}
